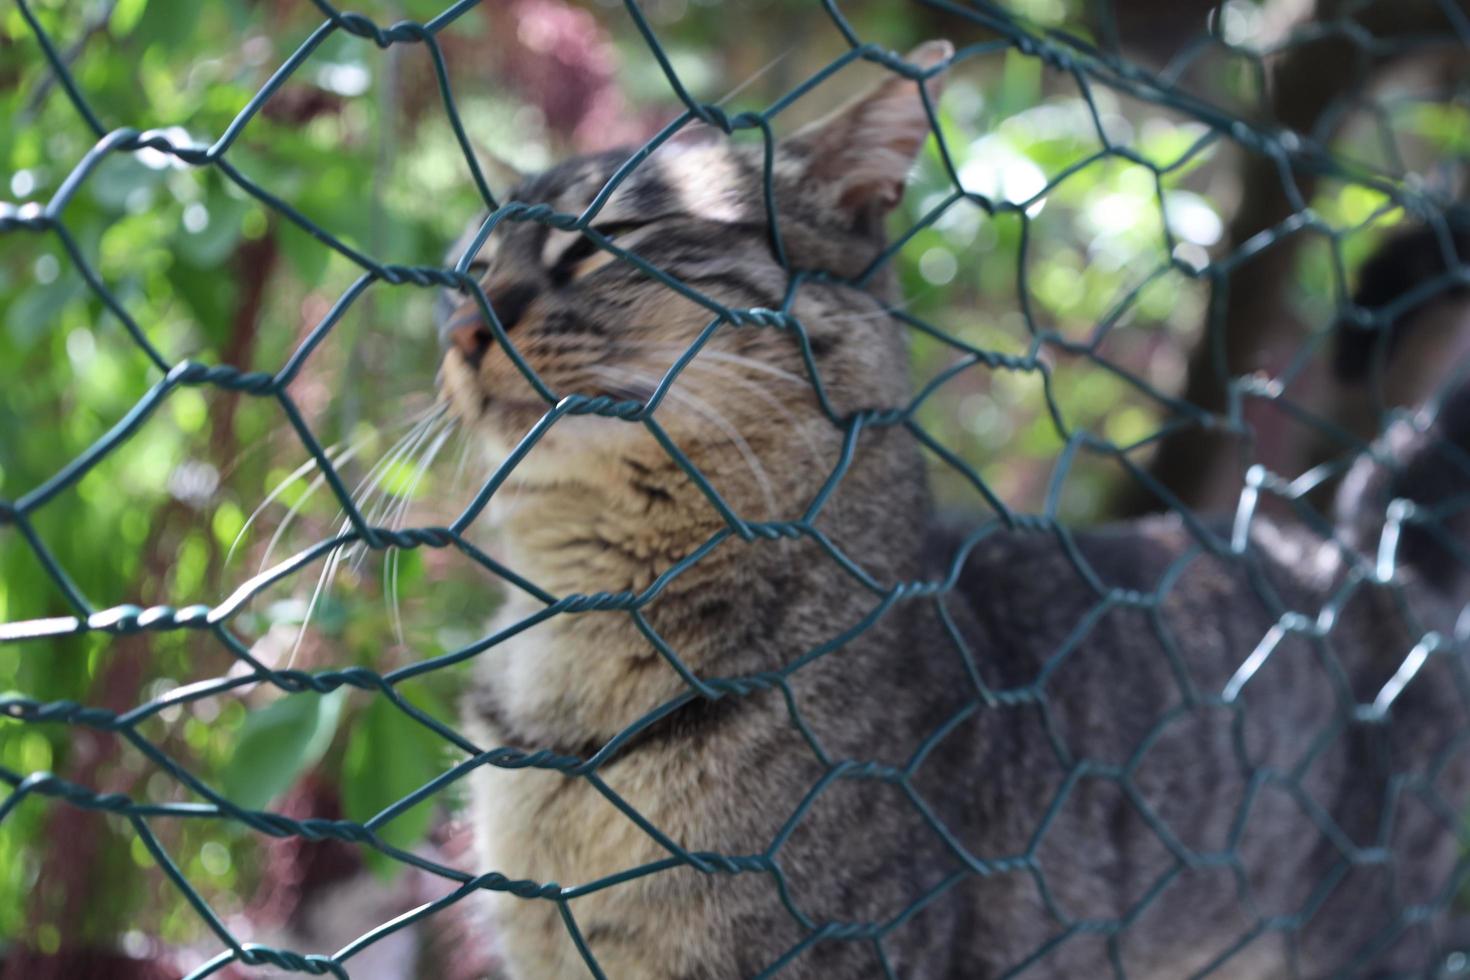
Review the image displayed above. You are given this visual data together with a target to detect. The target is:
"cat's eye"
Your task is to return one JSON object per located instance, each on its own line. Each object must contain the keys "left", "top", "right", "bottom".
{"left": 450, "top": 259, "right": 491, "bottom": 299}
{"left": 548, "top": 221, "right": 646, "bottom": 286}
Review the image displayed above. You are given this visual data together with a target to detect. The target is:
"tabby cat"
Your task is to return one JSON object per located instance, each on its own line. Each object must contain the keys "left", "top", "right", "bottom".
{"left": 434, "top": 41, "right": 1470, "bottom": 979}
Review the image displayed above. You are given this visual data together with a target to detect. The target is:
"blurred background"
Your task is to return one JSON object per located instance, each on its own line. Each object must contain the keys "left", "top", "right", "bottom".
{"left": 2, "top": 0, "right": 1469, "bottom": 976}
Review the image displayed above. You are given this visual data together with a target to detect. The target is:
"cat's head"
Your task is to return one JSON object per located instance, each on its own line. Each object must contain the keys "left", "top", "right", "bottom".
{"left": 437, "top": 41, "right": 951, "bottom": 517}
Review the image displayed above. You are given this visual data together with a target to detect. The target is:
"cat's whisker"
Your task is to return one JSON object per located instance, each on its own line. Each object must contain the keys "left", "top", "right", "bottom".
{"left": 214, "top": 421, "right": 293, "bottom": 493}
{"left": 590, "top": 347, "right": 827, "bottom": 470}
{"left": 622, "top": 341, "right": 813, "bottom": 388}
{"left": 667, "top": 389, "right": 779, "bottom": 524}
{"left": 386, "top": 544, "right": 402, "bottom": 647}
{"left": 713, "top": 47, "right": 794, "bottom": 107}
{"left": 373, "top": 411, "right": 453, "bottom": 530}
{"left": 384, "top": 422, "right": 455, "bottom": 648}
{"left": 348, "top": 407, "right": 449, "bottom": 573}
{"left": 281, "top": 406, "right": 448, "bottom": 667}
{"left": 258, "top": 403, "right": 442, "bottom": 573}
{"left": 257, "top": 442, "right": 362, "bottom": 577}
{"left": 357, "top": 425, "right": 426, "bottom": 539}
{"left": 231, "top": 440, "right": 351, "bottom": 569}
{"left": 285, "top": 537, "right": 340, "bottom": 671}
{"left": 359, "top": 411, "right": 445, "bottom": 518}
{"left": 651, "top": 358, "right": 826, "bottom": 468}
{"left": 592, "top": 365, "right": 781, "bottom": 525}
{"left": 341, "top": 411, "right": 442, "bottom": 538}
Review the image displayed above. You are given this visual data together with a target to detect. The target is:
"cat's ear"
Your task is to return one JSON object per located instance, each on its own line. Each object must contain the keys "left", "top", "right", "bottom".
{"left": 788, "top": 40, "right": 953, "bottom": 214}
{"left": 472, "top": 141, "right": 525, "bottom": 193}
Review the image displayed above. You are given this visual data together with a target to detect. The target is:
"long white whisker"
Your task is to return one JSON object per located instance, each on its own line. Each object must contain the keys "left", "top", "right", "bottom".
{"left": 282, "top": 404, "right": 447, "bottom": 669}
{"left": 714, "top": 48, "right": 794, "bottom": 107}
{"left": 359, "top": 413, "right": 442, "bottom": 523}
{"left": 661, "top": 360, "right": 826, "bottom": 468}
{"left": 366, "top": 412, "right": 450, "bottom": 537}
{"left": 591, "top": 348, "right": 827, "bottom": 469}
{"left": 270, "top": 409, "right": 437, "bottom": 577}
{"left": 665, "top": 389, "right": 778, "bottom": 524}
{"left": 349, "top": 408, "right": 449, "bottom": 573}
{"left": 243, "top": 401, "right": 440, "bottom": 570}
{"left": 286, "top": 541, "right": 338, "bottom": 671}
{"left": 627, "top": 342, "right": 812, "bottom": 387}
{"left": 230, "top": 443, "right": 347, "bottom": 568}
{"left": 257, "top": 445, "right": 359, "bottom": 576}
{"left": 594, "top": 365, "right": 780, "bottom": 524}
{"left": 385, "top": 423, "right": 454, "bottom": 648}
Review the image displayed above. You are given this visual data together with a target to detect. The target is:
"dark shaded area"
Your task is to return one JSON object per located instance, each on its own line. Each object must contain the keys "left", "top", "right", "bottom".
{"left": 1112, "top": 0, "right": 1470, "bottom": 518}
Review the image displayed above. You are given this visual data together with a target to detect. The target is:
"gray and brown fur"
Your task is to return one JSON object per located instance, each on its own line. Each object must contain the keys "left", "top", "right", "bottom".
{"left": 435, "top": 42, "right": 1470, "bottom": 979}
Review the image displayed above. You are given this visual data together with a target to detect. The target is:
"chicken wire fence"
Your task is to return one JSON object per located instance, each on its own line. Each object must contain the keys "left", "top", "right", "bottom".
{"left": 4, "top": 0, "right": 1470, "bottom": 977}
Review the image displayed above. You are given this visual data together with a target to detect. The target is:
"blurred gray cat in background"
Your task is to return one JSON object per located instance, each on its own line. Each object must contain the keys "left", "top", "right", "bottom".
{"left": 433, "top": 41, "right": 1470, "bottom": 979}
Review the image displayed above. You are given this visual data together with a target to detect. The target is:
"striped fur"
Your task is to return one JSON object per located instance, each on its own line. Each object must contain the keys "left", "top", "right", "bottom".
{"left": 435, "top": 42, "right": 1470, "bottom": 980}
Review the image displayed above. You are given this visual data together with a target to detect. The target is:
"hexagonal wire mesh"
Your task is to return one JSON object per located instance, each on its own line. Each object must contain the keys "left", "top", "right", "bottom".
{"left": 5, "top": 0, "right": 1470, "bottom": 976}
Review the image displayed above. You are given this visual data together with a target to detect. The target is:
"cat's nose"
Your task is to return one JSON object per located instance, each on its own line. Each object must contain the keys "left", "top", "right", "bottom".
{"left": 441, "top": 282, "right": 540, "bottom": 369}
{"left": 443, "top": 282, "right": 543, "bottom": 370}
{"left": 443, "top": 310, "right": 493, "bottom": 369}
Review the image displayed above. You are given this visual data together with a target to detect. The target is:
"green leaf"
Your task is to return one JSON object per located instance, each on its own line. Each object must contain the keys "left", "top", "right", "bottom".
{"left": 341, "top": 691, "right": 448, "bottom": 877}
{"left": 218, "top": 687, "right": 345, "bottom": 810}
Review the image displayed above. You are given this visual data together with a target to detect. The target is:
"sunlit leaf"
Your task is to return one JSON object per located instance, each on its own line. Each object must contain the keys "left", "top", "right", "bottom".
{"left": 218, "top": 688, "right": 345, "bottom": 811}
{"left": 342, "top": 690, "right": 449, "bottom": 878}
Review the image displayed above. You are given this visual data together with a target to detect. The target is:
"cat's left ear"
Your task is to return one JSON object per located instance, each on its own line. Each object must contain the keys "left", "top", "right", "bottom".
{"left": 788, "top": 40, "right": 953, "bottom": 214}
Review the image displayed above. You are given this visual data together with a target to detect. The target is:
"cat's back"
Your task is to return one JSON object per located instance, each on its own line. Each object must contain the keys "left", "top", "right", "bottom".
{"left": 897, "top": 514, "right": 1470, "bottom": 977}
{"left": 928, "top": 511, "right": 1411, "bottom": 704}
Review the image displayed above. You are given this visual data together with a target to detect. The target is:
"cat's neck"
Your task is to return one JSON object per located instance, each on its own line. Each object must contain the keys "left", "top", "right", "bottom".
{"left": 490, "top": 476, "right": 731, "bottom": 601}
{"left": 477, "top": 475, "right": 787, "bottom": 748}
{"left": 474, "top": 434, "right": 932, "bottom": 747}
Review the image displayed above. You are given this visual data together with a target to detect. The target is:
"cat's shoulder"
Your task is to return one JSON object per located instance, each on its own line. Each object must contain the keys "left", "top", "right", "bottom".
{"left": 922, "top": 510, "right": 1337, "bottom": 641}
{"left": 923, "top": 511, "right": 1224, "bottom": 590}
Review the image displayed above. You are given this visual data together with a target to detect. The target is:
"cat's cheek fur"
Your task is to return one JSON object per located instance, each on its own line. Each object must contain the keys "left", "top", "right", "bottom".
{"left": 439, "top": 351, "right": 483, "bottom": 425}
{"left": 486, "top": 420, "right": 648, "bottom": 493}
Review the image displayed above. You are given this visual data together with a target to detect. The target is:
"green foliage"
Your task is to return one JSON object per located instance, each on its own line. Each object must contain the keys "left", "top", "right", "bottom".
{"left": 1, "top": 0, "right": 487, "bottom": 950}
{"left": 342, "top": 686, "right": 452, "bottom": 878}
{"left": 1, "top": 0, "right": 1463, "bottom": 970}
{"left": 219, "top": 688, "right": 346, "bottom": 811}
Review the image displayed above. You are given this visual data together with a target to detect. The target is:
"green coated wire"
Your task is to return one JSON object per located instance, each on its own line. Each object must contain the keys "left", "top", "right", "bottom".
{"left": 3, "top": 1, "right": 1470, "bottom": 977}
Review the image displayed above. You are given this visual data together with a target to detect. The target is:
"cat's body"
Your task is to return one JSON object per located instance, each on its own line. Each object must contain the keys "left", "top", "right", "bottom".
{"left": 463, "top": 473, "right": 1469, "bottom": 979}
{"left": 436, "top": 43, "right": 1470, "bottom": 979}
